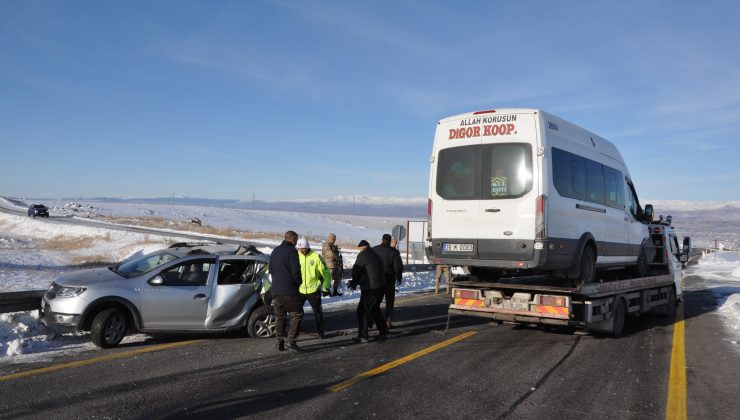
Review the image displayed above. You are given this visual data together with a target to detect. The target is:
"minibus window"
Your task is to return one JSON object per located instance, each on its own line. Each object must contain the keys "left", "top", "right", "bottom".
{"left": 437, "top": 146, "right": 480, "bottom": 199}
{"left": 482, "top": 143, "right": 533, "bottom": 199}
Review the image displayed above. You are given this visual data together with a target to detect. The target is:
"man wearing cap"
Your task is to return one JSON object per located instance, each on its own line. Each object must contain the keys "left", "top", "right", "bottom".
{"left": 269, "top": 230, "right": 304, "bottom": 352}
{"left": 373, "top": 233, "right": 404, "bottom": 329}
{"left": 322, "top": 233, "right": 344, "bottom": 296}
{"left": 296, "top": 237, "right": 332, "bottom": 338}
{"left": 348, "top": 240, "right": 388, "bottom": 343}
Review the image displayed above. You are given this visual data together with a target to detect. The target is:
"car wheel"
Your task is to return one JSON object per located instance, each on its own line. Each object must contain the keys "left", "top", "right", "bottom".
{"left": 578, "top": 246, "right": 596, "bottom": 285}
{"left": 91, "top": 308, "right": 128, "bottom": 348}
{"left": 247, "top": 305, "right": 276, "bottom": 339}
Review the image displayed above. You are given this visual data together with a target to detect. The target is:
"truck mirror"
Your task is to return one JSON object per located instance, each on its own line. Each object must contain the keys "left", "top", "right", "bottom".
{"left": 681, "top": 237, "right": 691, "bottom": 263}
{"left": 644, "top": 204, "right": 654, "bottom": 222}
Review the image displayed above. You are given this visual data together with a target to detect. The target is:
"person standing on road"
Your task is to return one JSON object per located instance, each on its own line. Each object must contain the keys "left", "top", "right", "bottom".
{"left": 348, "top": 240, "right": 387, "bottom": 343}
{"left": 296, "top": 237, "right": 332, "bottom": 339}
{"left": 435, "top": 265, "right": 452, "bottom": 295}
{"left": 373, "top": 234, "right": 403, "bottom": 329}
{"left": 269, "top": 230, "right": 304, "bottom": 352}
{"left": 322, "top": 233, "right": 344, "bottom": 296}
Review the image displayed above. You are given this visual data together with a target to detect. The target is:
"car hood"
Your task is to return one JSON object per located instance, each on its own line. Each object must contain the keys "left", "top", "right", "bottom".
{"left": 54, "top": 267, "right": 128, "bottom": 287}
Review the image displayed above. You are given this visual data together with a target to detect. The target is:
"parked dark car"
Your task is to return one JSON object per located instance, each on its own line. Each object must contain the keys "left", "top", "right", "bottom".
{"left": 28, "top": 204, "right": 50, "bottom": 218}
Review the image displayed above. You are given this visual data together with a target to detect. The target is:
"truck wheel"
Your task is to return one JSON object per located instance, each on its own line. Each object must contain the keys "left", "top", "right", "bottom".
{"left": 90, "top": 308, "right": 128, "bottom": 348}
{"left": 247, "top": 305, "right": 276, "bottom": 339}
{"left": 631, "top": 247, "right": 649, "bottom": 277}
{"left": 611, "top": 298, "right": 626, "bottom": 337}
{"left": 578, "top": 246, "right": 596, "bottom": 284}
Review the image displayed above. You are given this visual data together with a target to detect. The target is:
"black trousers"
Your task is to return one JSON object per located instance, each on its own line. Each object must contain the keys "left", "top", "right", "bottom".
{"left": 273, "top": 295, "right": 304, "bottom": 343}
{"left": 383, "top": 280, "right": 396, "bottom": 324}
{"left": 357, "top": 288, "right": 387, "bottom": 339}
{"left": 298, "top": 291, "right": 325, "bottom": 335}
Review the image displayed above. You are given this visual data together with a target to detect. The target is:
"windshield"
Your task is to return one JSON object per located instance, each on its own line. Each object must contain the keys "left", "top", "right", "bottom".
{"left": 115, "top": 250, "right": 178, "bottom": 278}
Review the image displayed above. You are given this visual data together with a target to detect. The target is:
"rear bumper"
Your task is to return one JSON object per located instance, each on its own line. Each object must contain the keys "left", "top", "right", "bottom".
{"left": 449, "top": 306, "right": 579, "bottom": 326}
{"left": 427, "top": 238, "right": 575, "bottom": 270}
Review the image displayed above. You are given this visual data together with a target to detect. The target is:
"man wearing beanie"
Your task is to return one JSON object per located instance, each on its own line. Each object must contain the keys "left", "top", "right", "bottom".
{"left": 348, "top": 240, "right": 387, "bottom": 343}
{"left": 296, "top": 237, "right": 331, "bottom": 338}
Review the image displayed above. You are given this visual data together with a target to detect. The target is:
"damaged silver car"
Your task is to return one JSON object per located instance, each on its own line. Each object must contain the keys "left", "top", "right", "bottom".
{"left": 41, "top": 242, "right": 276, "bottom": 348}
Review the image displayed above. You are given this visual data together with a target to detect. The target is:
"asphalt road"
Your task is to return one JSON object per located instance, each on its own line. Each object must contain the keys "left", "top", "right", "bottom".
{"left": 1, "top": 284, "right": 738, "bottom": 419}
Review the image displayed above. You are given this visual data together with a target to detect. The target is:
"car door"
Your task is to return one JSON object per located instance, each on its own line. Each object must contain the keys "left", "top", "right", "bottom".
{"left": 140, "top": 257, "right": 215, "bottom": 330}
{"left": 205, "top": 256, "right": 266, "bottom": 329}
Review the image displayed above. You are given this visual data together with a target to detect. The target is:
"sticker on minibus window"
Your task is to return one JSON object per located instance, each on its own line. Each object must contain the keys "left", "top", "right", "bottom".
{"left": 490, "top": 176, "right": 509, "bottom": 196}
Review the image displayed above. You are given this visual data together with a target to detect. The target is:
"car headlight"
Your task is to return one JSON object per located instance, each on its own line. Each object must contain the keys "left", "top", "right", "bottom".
{"left": 57, "top": 287, "right": 87, "bottom": 298}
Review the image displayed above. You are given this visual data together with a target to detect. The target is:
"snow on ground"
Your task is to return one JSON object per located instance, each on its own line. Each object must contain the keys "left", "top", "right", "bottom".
{"left": 0, "top": 211, "right": 189, "bottom": 292}
{"left": 685, "top": 251, "right": 740, "bottom": 349}
{"left": 0, "top": 201, "right": 437, "bottom": 362}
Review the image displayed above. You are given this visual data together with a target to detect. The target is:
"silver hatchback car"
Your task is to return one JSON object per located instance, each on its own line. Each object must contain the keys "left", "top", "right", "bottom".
{"left": 41, "top": 243, "right": 276, "bottom": 348}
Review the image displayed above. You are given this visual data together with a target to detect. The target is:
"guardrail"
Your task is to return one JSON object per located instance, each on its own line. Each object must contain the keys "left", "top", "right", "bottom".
{"left": 0, "top": 264, "right": 436, "bottom": 314}
{"left": 0, "top": 290, "right": 45, "bottom": 314}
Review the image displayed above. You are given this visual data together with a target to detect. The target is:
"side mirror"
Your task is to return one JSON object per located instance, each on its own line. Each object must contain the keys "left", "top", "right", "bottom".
{"left": 149, "top": 275, "right": 164, "bottom": 286}
{"left": 680, "top": 237, "right": 691, "bottom": 263}
{"left": 644, "top": 204, "right": 654, "bottom": 223}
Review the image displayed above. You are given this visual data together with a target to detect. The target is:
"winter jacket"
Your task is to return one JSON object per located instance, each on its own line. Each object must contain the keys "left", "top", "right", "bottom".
{"left": 269, "top": 240, "right": 302, "bottom": 296}
{"left": 372, "top": 243, "right": 403, "bottom": 283}
{"left": 351, "top": 247, "right": 385, "bottom": 291}
{"left": 322, "top": 242, "right": 341, "bottom": 269}
{"left": 297, "top": 250, "right": 331, "bottom": 294}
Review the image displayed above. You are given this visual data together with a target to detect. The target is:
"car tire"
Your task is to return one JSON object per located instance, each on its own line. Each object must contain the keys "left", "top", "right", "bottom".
{"left": 91, "top": 308, "right": 128, "bottom": 348}
{"left": 247, "top": 305, "right": 276, "bottom": 339}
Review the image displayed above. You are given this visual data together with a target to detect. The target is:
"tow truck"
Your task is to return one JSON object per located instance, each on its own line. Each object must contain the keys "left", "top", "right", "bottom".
{"left": 447, "top": 215, "right": 690, "bottom": 336}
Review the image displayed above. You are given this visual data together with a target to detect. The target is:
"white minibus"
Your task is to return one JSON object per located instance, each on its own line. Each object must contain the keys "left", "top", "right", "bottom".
{"left": 426, "top": 108, "right": 652, "bottom": 283}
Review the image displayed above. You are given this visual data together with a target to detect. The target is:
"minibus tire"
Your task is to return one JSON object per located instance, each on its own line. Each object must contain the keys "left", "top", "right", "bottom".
{"left": 579, "top": 246, "right": 596, "bottom": 284}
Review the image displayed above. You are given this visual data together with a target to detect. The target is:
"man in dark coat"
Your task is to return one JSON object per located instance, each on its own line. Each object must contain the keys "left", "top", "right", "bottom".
{"left": 348, "top": 240, "right": 387, "bottom": 342}
{"left": 373, "top": 233, "right": 403, "bottom": 329}
{"left": 269, "top": 230, "right": 304, "bottom": 352}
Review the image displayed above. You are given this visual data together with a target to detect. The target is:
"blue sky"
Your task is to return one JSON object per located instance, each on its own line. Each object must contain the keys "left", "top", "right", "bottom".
{"left": 1, "top": 0, "right": 739, "bottom": 202}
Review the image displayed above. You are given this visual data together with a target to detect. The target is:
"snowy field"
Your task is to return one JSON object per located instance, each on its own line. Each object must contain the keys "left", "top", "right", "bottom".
{"left": 0, "top": 200, "right": 439, "bottom": 361}
{"left": 685, "top": 251, "right": 740, "bottom": 350}
{"left": 1, "top": 197, "right": 739, "bottom": 361}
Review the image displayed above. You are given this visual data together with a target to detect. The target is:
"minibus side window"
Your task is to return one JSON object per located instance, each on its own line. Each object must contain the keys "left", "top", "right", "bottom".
{"left": 585, "top": 160, "right": 605, "bottom": 205}
{"left": 604, "top": 167, "right": 625, "bottom": 209}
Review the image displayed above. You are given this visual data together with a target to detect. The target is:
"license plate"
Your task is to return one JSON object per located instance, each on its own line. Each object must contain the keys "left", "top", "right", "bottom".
{"left": 443, "top": 243, "right": 474, "bottom": 252}
{"left": 510, "top": 298, "right": 530, "bottom": 310}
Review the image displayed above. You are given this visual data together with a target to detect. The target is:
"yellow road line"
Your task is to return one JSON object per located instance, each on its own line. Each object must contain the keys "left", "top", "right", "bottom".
{"left": 0, "top": 339, "right": 204, "bottom": 383}
{"left": 327, "top": 330, "right": 477, "bottom": 392}
{"left": 665, "top": 303, "right": 687, "bottom": 420}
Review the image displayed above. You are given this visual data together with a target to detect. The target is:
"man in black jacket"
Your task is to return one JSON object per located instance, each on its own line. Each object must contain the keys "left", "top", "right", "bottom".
{"left": 348, "top": 240, "right": 387, "bottom": 342}
{"left": 269, "top": 230, "right": 304, "bottom": 352}
{"left": 373, "top": 233, "right": 403, "bottom": 329}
